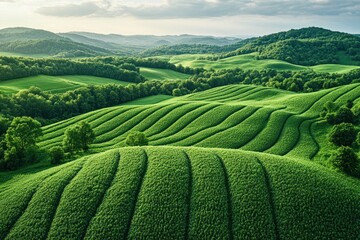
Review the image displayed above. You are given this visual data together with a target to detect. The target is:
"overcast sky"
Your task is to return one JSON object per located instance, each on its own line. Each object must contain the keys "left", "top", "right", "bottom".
{"left": 0, "top": 0, "right": 359, "bottom": 36}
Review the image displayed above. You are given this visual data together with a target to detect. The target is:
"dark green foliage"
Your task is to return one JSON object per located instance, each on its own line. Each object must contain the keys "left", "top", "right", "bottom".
{"left": 63, "top": 121, "right": 95, "bottom": 153}
{"left": 0, "top": 56, "right": 144, "bottom": 82}
{"left": 330, "top": 146, "right": 359, "bottom": 175}
{"left": 49, "top": 146, "right": 65, "bottom": 165}
{"left": 222, "top": 27, "right": 360, "bottom": 66}
{"left": 329, "top": 123, "right": 357, "bottom": 147}
{"left": 0, "top": 117, "right": 42, "bottom": 170}
{"left": 140, "top": 43, "right": 244, "bottom": 57}
{"left": 125, "top": 131, "right": 149, "bottom": 146}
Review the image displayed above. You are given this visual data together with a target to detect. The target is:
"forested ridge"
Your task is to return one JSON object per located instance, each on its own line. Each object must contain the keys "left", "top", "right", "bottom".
{"left": 219, "top": 27, "right": 360, "bottom": 65}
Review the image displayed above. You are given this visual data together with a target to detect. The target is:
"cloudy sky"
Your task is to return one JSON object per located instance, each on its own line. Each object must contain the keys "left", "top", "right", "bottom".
{"left": 0, "top": 0, "right": 359, "bottom": 36}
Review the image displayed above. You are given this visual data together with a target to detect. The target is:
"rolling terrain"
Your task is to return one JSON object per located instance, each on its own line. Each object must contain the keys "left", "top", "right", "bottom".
{"left": 0, "top": 146, "right": 359, "bottom": 239}
{"left": 39, "top": 83, "right": 360, "bottom": 160}
{"left": 168, "top": 53, "right": 360, "bottom": 73}
{"left": 0, "top": 75, "right": 131, "bottom": 94}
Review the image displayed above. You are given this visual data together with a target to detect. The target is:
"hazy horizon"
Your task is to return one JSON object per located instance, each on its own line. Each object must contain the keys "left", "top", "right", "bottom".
{"left": 0, "top": 0, "right": 359, "bottom": 37}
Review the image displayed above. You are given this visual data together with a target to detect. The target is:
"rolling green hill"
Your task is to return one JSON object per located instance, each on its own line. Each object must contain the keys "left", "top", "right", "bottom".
{"left": 39, "top": 83, "right": 360, "bottom": 160}
{"left": 0, "top": 146, "right": 359, "bottom": 239}
{"left": 140, "top": 67, "right": 190, "bottom": 81}
{"left": 0, "top": 75, "right": 131, "bottom": 94}
{"left": 222, "top": 27, "right": 360, "bottom": 66}
{"left": 168, "top": 53, "right": 360, "bottom": 73}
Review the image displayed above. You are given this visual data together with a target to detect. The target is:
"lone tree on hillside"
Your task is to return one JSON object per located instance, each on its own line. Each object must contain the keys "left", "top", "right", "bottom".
{"left": 125, "top": 131, "right": 148, "bottom": 146}
{"left": 329, "top": 123, "right": 357, "bottom": 147}
{"left": 330, "top": 146, "right": 359, "bottom": 176}
{"left": 3, "top": 117, "right": 42, "bottom": 170}
{"left": 63, "top": 121, "right": 95, "bottom": 153}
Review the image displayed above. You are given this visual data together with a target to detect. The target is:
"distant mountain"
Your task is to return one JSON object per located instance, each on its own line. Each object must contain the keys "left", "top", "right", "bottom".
{"left": 0, "top": 27, "right": 112, "bottom": 57}
{"left": 0, "top": 27, "right": 61, "bottom": 41}
{"left": 63, "top": 32, "right": 241, "bottom": 48}
{"left": 223, "top": 27, "right": 360, "bottom": 66}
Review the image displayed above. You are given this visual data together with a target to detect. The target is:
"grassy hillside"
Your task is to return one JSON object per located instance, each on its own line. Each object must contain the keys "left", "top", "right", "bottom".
{"left": 39, "top": 83, "right": 360, "bottom": 160}
{"left": 140, "top": 67, "right": 190, "bottom": 81}
{"left": 0, "top": 146, "right": 359, "bottom": 239}
{"left": 0, "top": 75, "right": 130, "bottom": 94}
{"left": 168, "top": 53, "right": 360, "bottom": 73}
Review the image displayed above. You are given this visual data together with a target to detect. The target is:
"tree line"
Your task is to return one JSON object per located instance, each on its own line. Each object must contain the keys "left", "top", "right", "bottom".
{"left": 1, "top": 67, "right": 360, "bottom": 123}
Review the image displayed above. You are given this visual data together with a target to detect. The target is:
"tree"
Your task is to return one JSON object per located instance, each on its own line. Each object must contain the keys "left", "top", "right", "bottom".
{"left": 49, "top": 146, "right": 65, "bottom": 165}
{"left": 125, "top": 131, "right": 149, "bottom": 146}
{"left": 330, "top": 146, "right": 359, "bottom": 175}
{"left": 329, "top": 123, "right": 357, "bottom": 147}
{"left": 3, "top": 117, "right": 42, "bottom": 169}
{"left": 62, "top": 121, "right": 95, "bottom": 153}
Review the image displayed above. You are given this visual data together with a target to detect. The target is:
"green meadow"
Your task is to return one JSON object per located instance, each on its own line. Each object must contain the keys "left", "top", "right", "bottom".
{"left": 168, "top": 53, "right": 360, "bottom": 73}
{"left": 0, "top": 75, "right": 130, "bottom": 94}
{"left": 140, "top": 67, "right": 190, "bottom": 81}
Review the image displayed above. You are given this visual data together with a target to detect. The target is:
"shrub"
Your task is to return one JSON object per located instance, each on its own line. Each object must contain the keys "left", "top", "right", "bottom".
{"left": 330, "top": 146, "right": 359, "bottom": 175}
{"left": 329, "top": 123, "right": 357, "bottom": 147}
{"left": 63, "top": 121, "right": 95, "bottom": 153}
{"left": 125, "top": 131, "right": 149, "bottom": 146}
{"left": 49, "top": 146, "right": 65, "bottom": 165}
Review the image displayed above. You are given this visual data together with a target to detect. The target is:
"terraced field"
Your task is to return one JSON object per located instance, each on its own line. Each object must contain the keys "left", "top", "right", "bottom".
{"left": 0, "top": 75, "right": 130, "bottom": 94}
{"left": 0, "top": 146, "right": 359, "bottom": 239}
{"left": 167, "top": 53, "right": 360, "bottom": 73}
{"left": 39, "top": 83, "right": 360, "bottom": 160}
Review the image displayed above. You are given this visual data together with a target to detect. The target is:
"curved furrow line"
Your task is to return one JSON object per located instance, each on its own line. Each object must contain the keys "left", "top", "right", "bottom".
{"left": 196, "top": 85, "right": 252, "bottom": 101}
{"left": 234, "top": 107, "right": 278, "bottom": 149}
{"left": 93, "top": 104, "right": 169, "bottom": 143}
{"left": 110, "top": 149, "right": 146, "bottom": 240}
{"left": 80, "top": 152, "right": 121, "bottom": 240}
{"left": 195, "top": 107, "right": 275, "bottom": 149}
{"left": 264, "top": 86, "right": 347, "bottom": 155}
{"left": 93, "top": 104, "right": 181, "bottom": 145}
{"left": 277, "top": 84, "right": 360, "bottom": 156}
{"left": 332, "top": 84, "right": 360, "bottom": 104}
{"left": 92, "top": 107, "right": 145, "bottom": 139}
{"left": 205, "top": 85, "right": 257, "bottom": 102}
{"left": 240, "top": 110, "right": 291, "bottom": 152}
{"left": 144, "top": 103, "right": 201, "bottom": 137}
{"left": 46, "top": 151, "right": 120, "bottom": 239}
{"left": 1, "top": 168, "right": 64, "bottom": 240}
{"left": 285, "top": 119, "right": 318, "bottom": 159}
{"left": 172, "top": 106, "right": 252, "bottom": 146}
{"left": 184, "top": 85, "right": 235, "bottom": 100}
{"left": 5, "top": 161, "right": 85, "bottom": 240}
{"left": 214, "top": 153, "right": 234, "bottom": 240}
{"left": 182, "top": 151, "right": 193, "bottom": 240}
{"left": 186, "top": 85, "right": 242, "bottom": 101}
{"left": 216, "top": 87, "right": 265, "bottom": 103}
{"left": 40, "top": 107, "right": 134, "bottom": 145}
{"left": 42, "top": 108, "right": 109, "bottom": 134}
{"left": 148, "top": 104, "right": 217, "bottom": 141}
{"left": 254, "top": 157, "right": 280, "bottom": 240}
{"left": 152, "top": 105, "right": 241, "bottom": 146}
{"left": 309, "top": 120, "right": 322, "bottom": 159}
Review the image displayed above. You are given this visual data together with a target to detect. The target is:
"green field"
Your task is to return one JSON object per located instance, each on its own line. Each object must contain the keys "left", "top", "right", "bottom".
{"left": 140, "top": 67, "right": 190, "bottom": 81}
{"left": 168, "top": 53, "right": 360, "bottom": 73}
{"left": 0, "top": 75, "right": 130, "bottom": 94}
{"left": 0, "top": 146, "right": 359, "bottom": 239}
{"left": 38, "top": 83, "right": 360, "bottom": 161}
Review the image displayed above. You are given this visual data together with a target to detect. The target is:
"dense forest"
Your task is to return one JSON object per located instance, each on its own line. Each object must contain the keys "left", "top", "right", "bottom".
{"left": 140, "top": 43, "right": 244, "bottom": 57}
{"left": 220, "top": 27, "right": 360, "bottom": 65}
